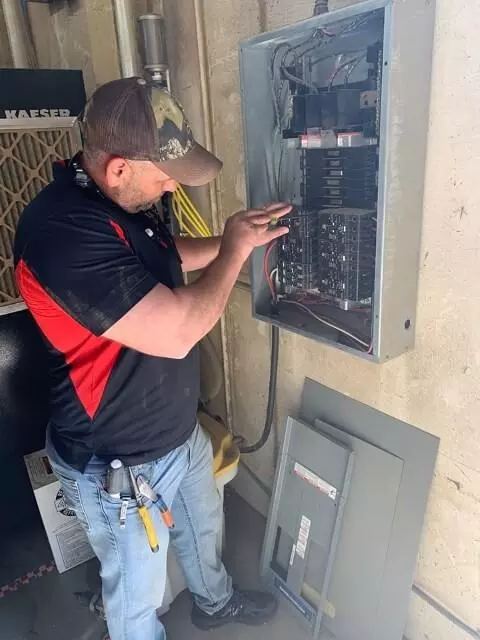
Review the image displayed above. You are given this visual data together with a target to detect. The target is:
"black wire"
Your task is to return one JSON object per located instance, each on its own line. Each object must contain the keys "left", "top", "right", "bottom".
{"left": 239, "top": 324, "right": 279, "bottom": 454}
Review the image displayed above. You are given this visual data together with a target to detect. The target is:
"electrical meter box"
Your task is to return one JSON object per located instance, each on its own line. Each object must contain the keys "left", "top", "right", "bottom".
{"left": 239, "top": 0, "right": 435, "bottom": 361}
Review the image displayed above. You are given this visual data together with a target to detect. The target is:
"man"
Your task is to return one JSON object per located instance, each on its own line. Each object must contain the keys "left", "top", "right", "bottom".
{"left": 13, "top": 77, "right": 290, "bottom": 640}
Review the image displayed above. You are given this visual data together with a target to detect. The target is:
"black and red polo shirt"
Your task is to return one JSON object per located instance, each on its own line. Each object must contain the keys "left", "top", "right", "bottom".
{"left": 14, "top": 160, "right": 199, "bottom": 471}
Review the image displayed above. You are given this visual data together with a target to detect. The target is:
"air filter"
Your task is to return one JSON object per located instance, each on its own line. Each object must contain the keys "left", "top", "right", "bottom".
{"left": 0, "top": 117, "right": 81, "bottom": 310}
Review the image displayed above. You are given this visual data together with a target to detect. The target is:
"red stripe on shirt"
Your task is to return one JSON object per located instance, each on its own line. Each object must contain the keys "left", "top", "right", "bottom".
{"left": 109, "top": 220, "right": 130, "bottom": 248}
{"left": 16, "top": 260, "right": 121, "bottom": 419}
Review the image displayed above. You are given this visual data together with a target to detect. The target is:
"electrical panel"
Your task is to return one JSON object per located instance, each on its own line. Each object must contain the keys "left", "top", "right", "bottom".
{"left": 261, "top": 417, "right": 354, "bottom": 639}
{"left": 239, "top": 0, "right": 435, "bottom": 361}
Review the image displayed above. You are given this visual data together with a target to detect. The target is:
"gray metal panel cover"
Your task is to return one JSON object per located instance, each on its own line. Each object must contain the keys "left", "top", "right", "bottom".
{"left": 313, "top": 417, "right": 403, "bottom": 640}
{"left": 301, "top": 378, "right": 439, "bottom": 640}
{"left": 261, "top": 417, "right": 354, "bottom": 637}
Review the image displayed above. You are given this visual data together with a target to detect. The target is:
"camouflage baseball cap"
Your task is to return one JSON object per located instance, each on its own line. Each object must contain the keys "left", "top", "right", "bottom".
{"left": 81, "top": 77, "right": 222, "bottom": 186}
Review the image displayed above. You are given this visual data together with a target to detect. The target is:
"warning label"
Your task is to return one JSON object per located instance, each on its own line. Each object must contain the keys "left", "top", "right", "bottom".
{"left": 293, "top": 462, "right": 337, "bottom": 501}
{"left": 296, "top": 515, "right": 311, "bottom": 559}
{"left": 56, "top": 525, "right": 94, "bottom": 571}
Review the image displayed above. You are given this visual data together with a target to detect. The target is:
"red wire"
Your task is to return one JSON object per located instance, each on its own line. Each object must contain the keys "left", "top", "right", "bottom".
{"left": 262, "top": 242, "right": 373, "bottom": 354}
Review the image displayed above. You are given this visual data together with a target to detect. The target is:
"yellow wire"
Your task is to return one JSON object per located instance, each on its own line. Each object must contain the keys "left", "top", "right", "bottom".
{"left": 176, "top": 186, "right": 210, "bottom": 235}
{"left": 172, "top": 197, "right": 196, "bottom": 237}
{"left": 174, "top": 197, "right": 207, "bottom": 236}
{"left": 174, "top": 186, "right": 211, "bottom": 236}
{"left": 172, "top": 193, "right": 196, "bottom": 236}
{"left": 180, "top": 203, "right": 208, "bottom": 237}
{"left": 170, "top": 184, "right": 213, "bottom": 239}
{"left": 175, "top": 201, "right": 202, "bottom": 239}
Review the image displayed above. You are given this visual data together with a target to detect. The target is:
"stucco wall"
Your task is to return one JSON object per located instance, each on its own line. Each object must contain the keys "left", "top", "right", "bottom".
{"left": 209, "top": 2, "right": 480, "bottom": 639}
{"left": 1, "top": 0, "right": 478, "bottom": 638}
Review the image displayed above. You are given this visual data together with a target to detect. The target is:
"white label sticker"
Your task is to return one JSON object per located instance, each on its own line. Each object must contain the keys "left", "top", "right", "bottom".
{"left": 293, "top": 462, "right": 337, "bottom": 501}
{"left": 289, "top": 543, "right": 296, "bottom": 566}
{"left": 296, "top": 515, "right": 311, "bottom": 559}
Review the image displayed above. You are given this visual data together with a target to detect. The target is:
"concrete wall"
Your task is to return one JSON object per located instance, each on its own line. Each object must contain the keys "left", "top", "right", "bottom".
{"left": 1, "top": 0, "right": 479, "bottom": 638}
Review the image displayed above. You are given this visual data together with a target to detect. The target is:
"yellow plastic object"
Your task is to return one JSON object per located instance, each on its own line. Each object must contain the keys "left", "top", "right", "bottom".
{"left": 138, "top": 505, "right": 160, "bottom": 553}
{"left": 198, "top": 411, "right": 240, "bottom": 481}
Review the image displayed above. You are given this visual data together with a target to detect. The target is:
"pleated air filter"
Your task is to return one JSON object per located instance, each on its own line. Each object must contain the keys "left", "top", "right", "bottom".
{"left": 0, "top": 118, "right": 81, "bottom": 310}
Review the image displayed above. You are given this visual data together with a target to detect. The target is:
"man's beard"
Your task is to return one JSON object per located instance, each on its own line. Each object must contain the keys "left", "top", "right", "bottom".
{"left": 123, "top": 196, "right": 160, "bottom": 214}
{"left": 133, "top": 201, "right": 156, "bottom": 213}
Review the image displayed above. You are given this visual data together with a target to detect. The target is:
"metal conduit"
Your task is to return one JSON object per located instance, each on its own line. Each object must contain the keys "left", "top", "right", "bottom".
{"left": 1, "top": 0, "right": 37, "bottom": 68}
{"left": 111, "top": 0, "right": 138, "bottom": 77}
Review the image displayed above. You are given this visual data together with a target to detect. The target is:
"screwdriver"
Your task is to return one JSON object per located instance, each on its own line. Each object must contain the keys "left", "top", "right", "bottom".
{"left": 128, "top": 467, "right": 159, "bottom": 553}
{"left": 137, "top": 474, "right": 175, "bottom": 530}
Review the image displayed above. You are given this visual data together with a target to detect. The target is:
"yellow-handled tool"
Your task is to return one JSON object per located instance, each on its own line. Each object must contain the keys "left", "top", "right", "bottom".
{"left": 128, "top": 467, "right": 159, "bottom": 553}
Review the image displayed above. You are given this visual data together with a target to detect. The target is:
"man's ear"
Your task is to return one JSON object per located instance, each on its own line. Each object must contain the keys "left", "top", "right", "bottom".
{"left": 105, "top": 157, "right": 131, "bottom": 188}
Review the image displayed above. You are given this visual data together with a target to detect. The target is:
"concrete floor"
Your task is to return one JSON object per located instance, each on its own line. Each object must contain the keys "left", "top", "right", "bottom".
{"left": 0, "top": 489, "right": 311, "bottom": 640}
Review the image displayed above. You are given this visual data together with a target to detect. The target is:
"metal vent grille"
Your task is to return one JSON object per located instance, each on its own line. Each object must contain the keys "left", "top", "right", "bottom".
{"left": 0, "top": 118, "right": 81, "bottom": 311}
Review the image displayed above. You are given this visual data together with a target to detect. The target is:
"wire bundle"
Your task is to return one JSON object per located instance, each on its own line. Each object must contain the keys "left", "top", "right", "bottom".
{"left": 171, "top": 185, "right": 212, "bottom": 238}
{"left": 262, "top": 239, "right": 372, "bottom": 352}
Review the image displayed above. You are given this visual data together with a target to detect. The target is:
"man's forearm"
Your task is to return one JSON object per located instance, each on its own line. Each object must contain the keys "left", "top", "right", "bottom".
{"left": 173, "top": 244, "right": 246, "bottom": 351}
{"left": 175, "top": 236, "right": 221, "bottom": 272}
{"left": 103, "top": 204, "right": 290, "bottom": 359}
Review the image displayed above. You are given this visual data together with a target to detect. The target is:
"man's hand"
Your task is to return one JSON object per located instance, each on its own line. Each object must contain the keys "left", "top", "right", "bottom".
{"left": 221, "top": 203, "right": 291, "bottom": 261}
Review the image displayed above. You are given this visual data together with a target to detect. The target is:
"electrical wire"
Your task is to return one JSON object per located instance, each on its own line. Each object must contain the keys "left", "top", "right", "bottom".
{"left": 281, "top": 66, "right": 319, "bottom": 93}
{"left": 280, "top": 299, "right": 371, "bottom": 350}
{"left": 269, "top": 268, "right": 278, "bottom": 287}
{"left": 238, "top": 239, "right": 280, "bottom": 454}
{"left": 239, "top": 323, "right": 280, "bottom": 454}
{"left": 175, "top": 187, "right": 211, "bottom": 236}
{"left": 344, "top": 55, "right": 365, "bottom": 86}
{"left": 261, "top": 236, "right": 372, "bottom": 353}
{"left": 172, "top": 196, "right": 195, "bottom": 237}
{"left": 328, "top": 54, "right": 366, "bottom": 90}
{"left": 171, "top": 185, "right": 212, "bottom": 238}
{"left": 176, "top": 187, "right": 211, "bottom": 236}
{"left": 263, "top": 240, "right": 278, "bottom": 299}
{"left": 277, "top": 28, "right": 336, "bottom": 95}
{"left": 271, "top": 43, "right": 291, "bottom": 129}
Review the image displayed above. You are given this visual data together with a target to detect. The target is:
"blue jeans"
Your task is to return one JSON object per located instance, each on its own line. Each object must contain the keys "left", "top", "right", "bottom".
{"left": 46, "top": 424, "right": 233, "bottom": 640}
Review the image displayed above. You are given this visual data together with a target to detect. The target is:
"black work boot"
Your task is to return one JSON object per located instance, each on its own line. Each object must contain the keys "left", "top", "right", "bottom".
{"left": 191, "top": 589, "right": 278, "bottom": 630}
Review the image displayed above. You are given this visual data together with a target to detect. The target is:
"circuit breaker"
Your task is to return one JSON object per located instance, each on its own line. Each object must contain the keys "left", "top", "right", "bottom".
{"left": 239, "top": 0, "right": 435, "bottom": 361}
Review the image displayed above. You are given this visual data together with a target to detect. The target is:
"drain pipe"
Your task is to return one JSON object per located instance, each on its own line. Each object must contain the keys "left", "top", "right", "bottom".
{"left": 112, "top": 0, "right": 138, "bottom": 77}
{"left": 1, "top": 0, "right": 37, "bottom": 67}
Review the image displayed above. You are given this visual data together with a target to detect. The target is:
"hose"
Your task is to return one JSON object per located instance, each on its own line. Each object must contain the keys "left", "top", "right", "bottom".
{"left": 239, "top": 324, "right": 279, "bottom": 454}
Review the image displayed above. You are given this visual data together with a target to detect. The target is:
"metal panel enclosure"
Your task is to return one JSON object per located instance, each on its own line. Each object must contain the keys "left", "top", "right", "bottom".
{"left": 239, "top": 0, "right": 435, "bottom": 361}
{"left": 261, "top": 417, "right": 354, "bottom": 638}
